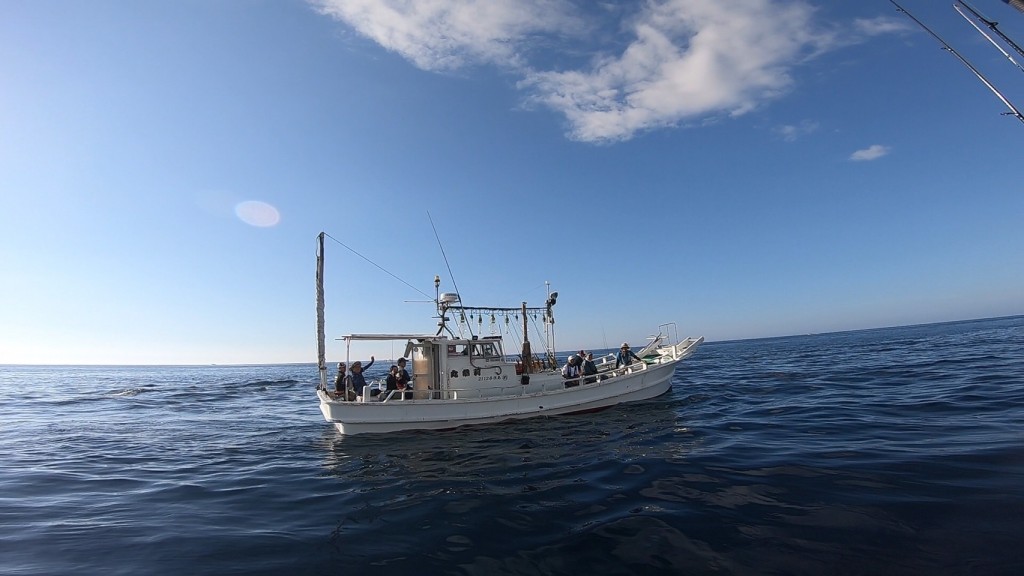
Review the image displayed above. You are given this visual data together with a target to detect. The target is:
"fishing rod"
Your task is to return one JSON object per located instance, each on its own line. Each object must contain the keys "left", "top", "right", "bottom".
{"left": 954, "top": 3, "right": 1024, "bottom": 74}
{"left": 956, "top": 0, "right": 1024, "bottom": 62}
{"left": 888, "top": 0, "right": 1024, "bottom": 124}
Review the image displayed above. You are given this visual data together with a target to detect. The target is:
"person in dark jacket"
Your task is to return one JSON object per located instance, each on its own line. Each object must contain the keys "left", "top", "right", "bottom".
{"left": 582, "top": 352, "right": 598, "bottom": 384}
{"left": 615, "top": 343, "right": 641, "bottom": 368}
{"left": 384, "top": 365, "right": 399, "bottom": 394}
{"left": 384, "top": 360, "right": 413, "bottom": 399}
{"left": 334, "top": 363, "right": 351, "bottom": 398}
{"left": 396, "top": 357, "right": 411, "bottom": 389}
{"left": 350, "top": 356, "right": 375, "bottom": 399}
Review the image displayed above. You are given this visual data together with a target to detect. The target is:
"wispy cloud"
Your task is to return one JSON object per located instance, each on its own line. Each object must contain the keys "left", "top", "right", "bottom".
{"left": 313, "top": 0, "right": 895, "bottom": 142}
{"left": 313, "top": 0, "right": 580, "bottom": 71}
{"left": 850, "top": 144, "right": 890, "bottom": 161}
{"left": 852, "top": 16, "right": 909, "bottom": 36}
{"left": 775, "top": 120, "right": 820, "bottom": 142}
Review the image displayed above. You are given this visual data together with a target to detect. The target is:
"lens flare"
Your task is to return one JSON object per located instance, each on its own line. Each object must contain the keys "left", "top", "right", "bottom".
{"left": 235, "top": 200, "right": 280, "bottom": 227}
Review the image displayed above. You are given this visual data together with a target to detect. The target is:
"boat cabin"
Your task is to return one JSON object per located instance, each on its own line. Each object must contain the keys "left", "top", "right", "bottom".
{"left": 341, "top": 334, "right": 516, "bottom": 401}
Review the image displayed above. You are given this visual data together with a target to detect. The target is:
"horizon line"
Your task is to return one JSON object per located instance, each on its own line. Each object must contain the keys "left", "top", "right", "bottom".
{"left": 2, "top": 314, "right": 1020, "bottom": 368}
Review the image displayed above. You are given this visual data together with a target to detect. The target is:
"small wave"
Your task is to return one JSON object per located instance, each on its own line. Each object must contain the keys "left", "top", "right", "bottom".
{"left": 3, "top": 317, "right": 1023, "bottom": 576}
{"left": 243, "top": 379, "right": 300, "bottom": 387}
{"left": 112, "top": 388, "right": 148, "bottom": 397}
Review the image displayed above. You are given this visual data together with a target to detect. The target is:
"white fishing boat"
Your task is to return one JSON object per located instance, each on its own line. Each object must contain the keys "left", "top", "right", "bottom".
{"left": 314, "top": 233, "right": 703, "bottom": 435}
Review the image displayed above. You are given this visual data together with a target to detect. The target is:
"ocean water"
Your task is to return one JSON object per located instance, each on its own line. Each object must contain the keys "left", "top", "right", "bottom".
{"left": 2, "top": 316, "right": 1023, "bottom": 575}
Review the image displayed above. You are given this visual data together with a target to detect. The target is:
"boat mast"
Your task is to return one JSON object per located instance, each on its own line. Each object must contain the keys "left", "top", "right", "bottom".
{"left": 545, "top": 282, "right": 554, "bottom": 362}
{"left": 520, "top": 302, "right": 531, "bottom": 376}
{"left": 889, "top": 0, "right": 1024, "bottom": 124}
{"left": 544, "top": 284, "right": 558, "bottom": 367}
{"left": 316, "top": 232, "right": 327, "bottom": 391}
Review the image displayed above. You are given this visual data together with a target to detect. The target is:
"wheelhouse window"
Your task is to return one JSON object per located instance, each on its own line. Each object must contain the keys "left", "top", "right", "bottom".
{"left": 473, "top": 342, "right": 500, "bottom": 359}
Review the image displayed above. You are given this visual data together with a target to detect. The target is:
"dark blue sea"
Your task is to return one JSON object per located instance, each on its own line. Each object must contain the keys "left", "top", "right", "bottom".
{"left": 2, "top": 316, "right": 1023, "bottom": 575}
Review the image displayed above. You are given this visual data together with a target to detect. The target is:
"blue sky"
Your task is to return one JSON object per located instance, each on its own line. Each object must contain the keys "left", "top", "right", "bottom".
{"left": 2, "top": 0, "right": 1022, "bottom": 365}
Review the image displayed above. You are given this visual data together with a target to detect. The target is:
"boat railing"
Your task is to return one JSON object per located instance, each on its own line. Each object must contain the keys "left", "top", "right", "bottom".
{"left": 347, "top": 346, "right": 699, "bottom": 403}
{"left": 594, "top": 353, "right": 617, "bottom": 369}
{"left": 370, "top": 380, "right": 569, "bottom": 401}
{"left": 378, "top": 389, "right": 414, "bottom": 402}
{"left": 438, "top": 359, "right": 651, "bottom": 399}
{"left": 669, "top": 337, "right": 702, "bottom": 360}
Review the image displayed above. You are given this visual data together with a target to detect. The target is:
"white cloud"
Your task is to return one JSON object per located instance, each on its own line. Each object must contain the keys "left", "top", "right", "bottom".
{"left": 850, "top": 144, "right": 890, "bottom": 161}
{"left": 313, "top": 0, "right": 893, "bottom": 142}
{"left": 775, "top": 120, "right": 820, "bottom": 141}
{"left": 852, "top": 16, "right": 909, "bottom": 36}
{"left": 521, "top": 1, "right": 839, "bottom": 141}
{"left": 312, "top": 0, "right": 579, "bottom": 71}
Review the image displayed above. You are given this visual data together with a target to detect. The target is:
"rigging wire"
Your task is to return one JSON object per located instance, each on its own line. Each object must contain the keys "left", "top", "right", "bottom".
{"left": 322, "top": 232, "right": 432, "bottom": 300}
{"left": 320, "top": 229, "right": 556, "bottom": 362}
{"left": 504, "top": 314, "right": 523, "bottom": 354}
{"left": 526, "top": 310, "right": 549, "bottom": 354}
{"left": 427, "top": 211, "right": 463, "bottom": 307}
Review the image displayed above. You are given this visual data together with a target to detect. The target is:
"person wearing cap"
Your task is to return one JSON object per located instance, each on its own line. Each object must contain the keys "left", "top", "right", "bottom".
{"left": 615, "top": 342, "right": 641, "bottom": 369}
{"left": 349, "top": 356, "right": 375, "bottom": 399}
{"left": 334, "top": 362, "right": 352, "bottom": 399}
{"left": 582, "top": 352, "right": 598, "bottom": 384}
{"left": 562, "top": 354, "right": 582, "bottom": 387}
{"left": 396, "top": 357, "right": 411, "bottom": 391}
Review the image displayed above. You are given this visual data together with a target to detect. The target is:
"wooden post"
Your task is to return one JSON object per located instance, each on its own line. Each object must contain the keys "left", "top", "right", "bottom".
{"left": 520, "top": 302, "right": 531, "bottom": 375}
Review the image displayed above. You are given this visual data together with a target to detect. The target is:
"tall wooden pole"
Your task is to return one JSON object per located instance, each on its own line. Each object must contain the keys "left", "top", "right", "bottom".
{"left": 520, "top": 302, "right": 531, "bottom": 374}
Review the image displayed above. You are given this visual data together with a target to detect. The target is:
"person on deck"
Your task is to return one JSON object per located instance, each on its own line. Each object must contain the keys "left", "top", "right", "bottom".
{"left": 582, "top": 352, "right": 598, "bottom": 384}
{"left": 396, "top": 357, "right": 411, "bottom": 390}
{"left": 384, "top": 365, "right": 399, "bottom": 396}
{"left": 562, "top": 354, "right": 582, "bottom": 387}
{"left": 615, "top": 343, "right": 641, "bottom": 369}
{"left": 334, "top": 363, "right": 351, "bottom": 399}
{"left": 350, "top": 357, "right": 375, "bottom": 399}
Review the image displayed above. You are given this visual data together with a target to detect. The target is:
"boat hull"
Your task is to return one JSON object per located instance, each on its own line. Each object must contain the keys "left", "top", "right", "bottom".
{"left": 318, "top": 359, "right": 681, "bottom": 435}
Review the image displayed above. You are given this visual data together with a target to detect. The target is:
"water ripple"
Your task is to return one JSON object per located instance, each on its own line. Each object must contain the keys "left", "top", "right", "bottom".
{"left": 1, "top": 317, "right": 1023, "bottom": 574}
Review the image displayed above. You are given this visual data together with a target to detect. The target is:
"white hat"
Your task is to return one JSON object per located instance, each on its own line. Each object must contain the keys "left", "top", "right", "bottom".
{"left": 621, "top": 342, "right": 630, "bottom": 349}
